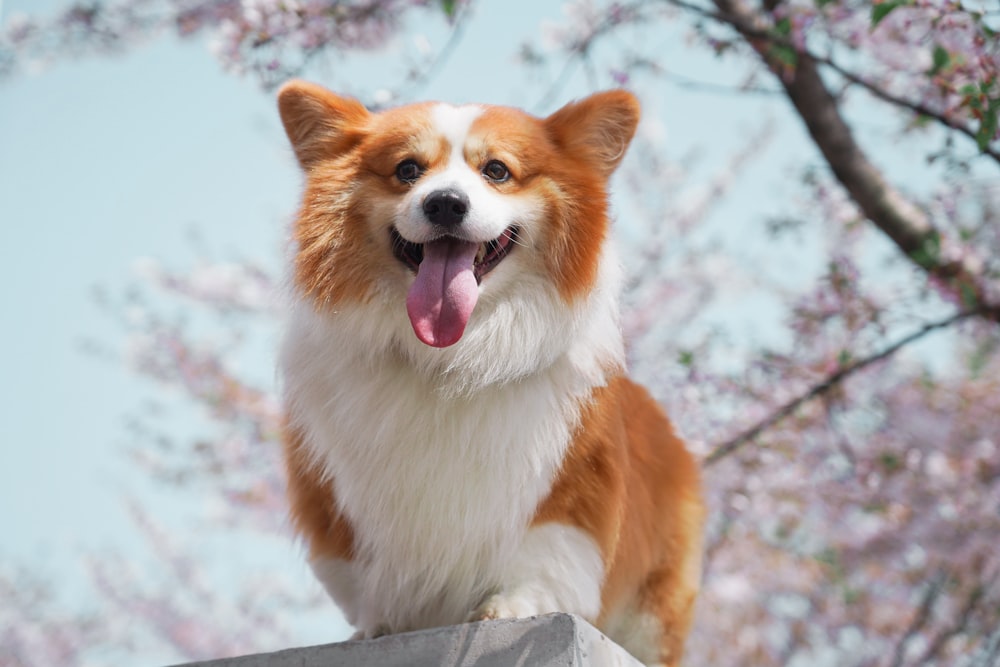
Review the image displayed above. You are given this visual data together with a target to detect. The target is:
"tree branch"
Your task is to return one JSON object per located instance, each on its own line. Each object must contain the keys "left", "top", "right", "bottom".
{"left": 625, "top": 54, "right": 784, "bottom": 96}
{"left": 678, "top": 0, "right": 1000, "bottom": 326}
{"left": 919, "top": 581, "right": 987, "bottom": 664}
{"left": 970, "top": 624, "right": 1000, "bottom": 667}
{"left": 391, "top": 0, "right": 472, "bottom": 103}
{"left": 661, "top": 0, "right": 1000, "bottom": 165}
{"left": 704, "top": 309, "right": 980, "bottom": 465}
{"left": 532, "top": 1, "right": 650, "bottom": 111}
{"left": 890, "top": 571, "right": 949, "bottom": 667}
{"left": 812, "top": 54, "right": 1000, "bottom": 166}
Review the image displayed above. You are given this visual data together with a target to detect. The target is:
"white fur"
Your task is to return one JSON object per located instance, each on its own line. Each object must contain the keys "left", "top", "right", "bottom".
{"left": 309, "top": 557, "right": 361, "bottom": 626}
{"left": 281, "top": 238, "right": 624, "bottom": 634}
{"left": 604, "top": 610, "right": 665, "bottom": 666}
{"left": 473, "top": 523, "right": 605, "bottom": 622}
{"left": 431, "top": 103, "right": 482, "bottom": 156}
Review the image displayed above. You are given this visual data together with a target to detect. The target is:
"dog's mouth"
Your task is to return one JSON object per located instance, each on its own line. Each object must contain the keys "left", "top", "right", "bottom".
{"left": 390, "top": 226, "right": 519, "bottom": 283}
{"left": 393, "top": 226, "right": 520, "bottom": 347}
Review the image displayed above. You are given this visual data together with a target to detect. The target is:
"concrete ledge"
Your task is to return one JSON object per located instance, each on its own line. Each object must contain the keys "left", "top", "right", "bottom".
{"left": 173, "top": 613, "right": 643, "bottom": 666}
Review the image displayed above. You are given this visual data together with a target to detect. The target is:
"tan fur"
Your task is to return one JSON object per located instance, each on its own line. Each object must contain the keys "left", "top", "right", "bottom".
{"left": 283, "top": 425, "right": 354, "bottom": 561}
{"left": 535, "top": 377, "right": 703, "bottom": 665}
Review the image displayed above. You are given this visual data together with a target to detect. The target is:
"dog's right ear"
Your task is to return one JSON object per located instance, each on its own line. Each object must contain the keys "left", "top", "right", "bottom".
{"left": 544, "top": 90, "right": 640, "bottom": 180}
{"left": 277, "top": 80, "right": 370, "bottom": 170}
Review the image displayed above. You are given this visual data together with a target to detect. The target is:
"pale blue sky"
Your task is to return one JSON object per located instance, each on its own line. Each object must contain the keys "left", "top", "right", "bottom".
{"left": 1, "top": 10, "right": 291, "bottom": 565}
{"left": 0, "top": 1, "right": 945, "bottom": 663}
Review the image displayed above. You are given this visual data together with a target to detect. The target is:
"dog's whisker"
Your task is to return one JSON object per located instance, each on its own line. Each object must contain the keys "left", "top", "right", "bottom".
{"left": 508, "top": 227, "right": 532, "bottom": 249}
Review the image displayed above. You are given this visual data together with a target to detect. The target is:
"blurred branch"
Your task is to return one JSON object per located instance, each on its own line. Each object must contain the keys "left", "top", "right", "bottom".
{"left": 889, "top": 571, "right": 948, "bottom": 667}
{"left": 705, "top": 309, "right": 981, "bottom": 465}
{"left": 0, "top": 0, "right": 462, "bottom": 89}
{"left": 390, "top": 0, "right": 471, "bottom": 103}
{"left": 532, "top": 1, "right": 648, "bottom": 111}
{"left": 970, "top": 625, "right": 1000, "bottom": 667}
{"left": 919, "top": 580, "right": 987, "bottom": 664}
{"left": 624, "top": 54, "right": 782, "bottom": 96}
{"left": 661, "top": 0, "right": 1000, "bottom": 165}
{"left": 661, "top": 0, "right": 1000, "bottom": 326}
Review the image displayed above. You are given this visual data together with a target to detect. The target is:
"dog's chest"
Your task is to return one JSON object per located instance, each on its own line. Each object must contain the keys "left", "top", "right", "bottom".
{"left": 307, "top": 358, "right": 578, "bottom": 550}
{"left": 283, "top": 324, "right": 593, "bottom": 626}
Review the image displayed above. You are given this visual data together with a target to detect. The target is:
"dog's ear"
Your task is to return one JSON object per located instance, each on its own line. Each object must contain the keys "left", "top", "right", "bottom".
{"left": 277, "top": 80, "right": 370, "bottom": 170}
{"left": 544, "top": 90, "right": 640, "bottom": 179}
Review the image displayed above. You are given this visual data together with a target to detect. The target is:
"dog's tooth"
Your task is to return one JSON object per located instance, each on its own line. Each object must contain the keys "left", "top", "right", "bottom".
{"left": 476, "top": 243, "right": 486, "bottom": 264}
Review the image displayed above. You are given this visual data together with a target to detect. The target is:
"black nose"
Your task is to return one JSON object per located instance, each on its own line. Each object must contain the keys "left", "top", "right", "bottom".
{"left": 422, "top": 189, "right": 469, "bottom": 228}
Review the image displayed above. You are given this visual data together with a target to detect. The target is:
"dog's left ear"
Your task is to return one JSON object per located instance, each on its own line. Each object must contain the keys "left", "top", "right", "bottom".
{"left": 544, "top": 90, "right": 640, "bottom": 179}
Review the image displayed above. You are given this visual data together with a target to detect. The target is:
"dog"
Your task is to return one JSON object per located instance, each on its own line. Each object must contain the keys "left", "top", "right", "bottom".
{"left": 276, "top": 80, "right": 704, "bottom": 666}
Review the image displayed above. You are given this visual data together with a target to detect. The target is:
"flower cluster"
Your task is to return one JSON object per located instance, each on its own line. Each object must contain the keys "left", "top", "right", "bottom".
{"left": 0, "top": 0, "right": 448, "bottom": 85}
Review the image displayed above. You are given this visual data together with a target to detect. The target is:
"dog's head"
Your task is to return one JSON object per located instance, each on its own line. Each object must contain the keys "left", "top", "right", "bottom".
{"left": 279, "top": 82, "right": 638, "bottom": 377}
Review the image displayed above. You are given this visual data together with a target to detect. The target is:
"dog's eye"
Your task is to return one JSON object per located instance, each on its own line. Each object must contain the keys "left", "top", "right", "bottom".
{"left": 395, "top": 159, "right": 423, "bottom": 183}
{"left": 483, "top": 160, "right": 510, "bottom": 183}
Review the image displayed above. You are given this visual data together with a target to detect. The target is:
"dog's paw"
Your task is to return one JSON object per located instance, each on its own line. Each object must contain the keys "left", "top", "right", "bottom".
{"left": 469, "top": 592, "right": 543, "bottom": 622}
{"left": 349, "top": 623, "right": 391, "bottom": 641}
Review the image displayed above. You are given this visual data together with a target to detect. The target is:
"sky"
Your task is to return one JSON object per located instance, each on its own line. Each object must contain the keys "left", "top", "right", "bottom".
{"left": 0, "top": 0, "right": 950, "bottom": 664}
{"left": 0, "top": 0, "right": 295, "bottom": 575}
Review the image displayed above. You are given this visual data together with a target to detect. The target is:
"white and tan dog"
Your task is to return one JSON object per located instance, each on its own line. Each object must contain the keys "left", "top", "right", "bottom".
{"left": 276, "top": 81, "right": 703, "bottom": 666}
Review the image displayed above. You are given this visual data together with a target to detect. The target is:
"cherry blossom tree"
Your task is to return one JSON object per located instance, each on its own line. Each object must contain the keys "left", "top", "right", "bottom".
{"left": 0, "top": 0, "right": 462, "bottom": 89}
{"left": 2, "top": 1, "right": 998, "bottom": 665}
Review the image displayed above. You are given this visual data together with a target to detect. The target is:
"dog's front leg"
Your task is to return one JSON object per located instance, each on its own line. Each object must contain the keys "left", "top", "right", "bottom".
{"left": 470, "top": 522, "right": 605, "bottom": 622}
{"left": 309, "top": 557, "right": 365, "bottom": 627}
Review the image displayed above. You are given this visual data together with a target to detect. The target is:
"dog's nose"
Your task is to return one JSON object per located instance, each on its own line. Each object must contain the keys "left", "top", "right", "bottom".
{"left": 422, "top": 189, "right": 469, "bottom": 228}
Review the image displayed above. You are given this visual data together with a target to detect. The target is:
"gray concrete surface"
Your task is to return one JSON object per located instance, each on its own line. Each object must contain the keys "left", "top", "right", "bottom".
{"left": 171, "top": 613, "right": 644, "bottom": 666}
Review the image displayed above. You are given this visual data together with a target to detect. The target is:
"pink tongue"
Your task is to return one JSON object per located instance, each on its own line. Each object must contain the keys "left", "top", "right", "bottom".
{"left": 406, "top": 238, "right": 480, "bottom": 348}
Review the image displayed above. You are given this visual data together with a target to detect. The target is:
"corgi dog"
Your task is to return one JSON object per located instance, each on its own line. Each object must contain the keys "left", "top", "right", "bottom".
{"left": 276, "top": 80, "right": 704, "bottom": 667}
